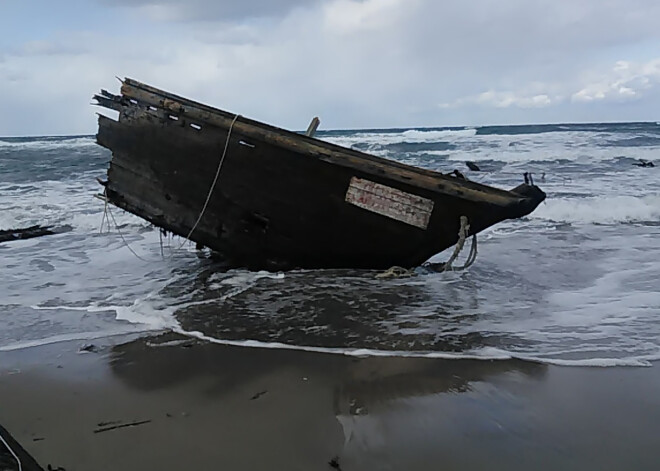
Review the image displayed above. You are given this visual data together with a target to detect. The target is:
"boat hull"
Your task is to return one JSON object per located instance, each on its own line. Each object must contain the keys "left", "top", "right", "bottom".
{"left": 95, "top": 79, "right": 545, "bottom": 270}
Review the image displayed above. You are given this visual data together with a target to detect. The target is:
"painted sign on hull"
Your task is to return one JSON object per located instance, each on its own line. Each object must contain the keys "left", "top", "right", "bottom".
{"left": 345, "top": 177, "right": 434, "bottom": 229}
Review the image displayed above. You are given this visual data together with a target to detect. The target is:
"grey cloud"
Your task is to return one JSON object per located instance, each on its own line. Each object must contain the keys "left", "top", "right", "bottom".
{"left": 99, "top": 0, "right": 326, "bottom": 21}
{"left": 402, "top": 1, "right": 660, "bottom": 67}
{"left": 346, "top": 0, "right": 660, "bottom": 112}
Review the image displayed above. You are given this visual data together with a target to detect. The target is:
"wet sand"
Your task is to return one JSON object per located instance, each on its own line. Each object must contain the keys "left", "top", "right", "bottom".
{"left": 1, "top": 334, "right": 659, "bottom": 471}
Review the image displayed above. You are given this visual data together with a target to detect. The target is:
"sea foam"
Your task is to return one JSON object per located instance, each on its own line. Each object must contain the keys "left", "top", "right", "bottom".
{"left": 324, "top": 128, "right": 476, "bottom": 148}
{"left": 0, "top": 136, "right": 97, "bottom": 150}
{"left": 534, "top": 194, "right": 660, "bottom": 224}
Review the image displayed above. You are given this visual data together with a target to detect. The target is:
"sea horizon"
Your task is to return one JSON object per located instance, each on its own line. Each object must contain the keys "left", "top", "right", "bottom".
{"left": 2, "top": 119, "right": 659, "bottom": 140}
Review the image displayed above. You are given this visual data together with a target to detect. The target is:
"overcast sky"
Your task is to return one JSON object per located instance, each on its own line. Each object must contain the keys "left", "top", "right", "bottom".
{"left": 1, "top": 0, "right": 660, "bottom": 136}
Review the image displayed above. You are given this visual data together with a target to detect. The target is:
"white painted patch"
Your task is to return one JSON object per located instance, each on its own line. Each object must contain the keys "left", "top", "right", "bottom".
{"left": 345, "top": 177, "right": 434, "bottom": 229}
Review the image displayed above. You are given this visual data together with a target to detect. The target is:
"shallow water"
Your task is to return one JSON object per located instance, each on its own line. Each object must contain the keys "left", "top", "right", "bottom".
{"left": 1, "top": 123, "right": 659, "bottom": 366}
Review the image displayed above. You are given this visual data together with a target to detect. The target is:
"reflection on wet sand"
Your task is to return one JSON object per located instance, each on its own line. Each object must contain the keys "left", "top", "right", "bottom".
{"left": 110, "top": 334, "right": 547, "bottom": 469}
{"left": 333, "top": 355, "right": 546, "bottom": 415}
{"left": 110, "top": 334, "right": 545, "bottom": 396}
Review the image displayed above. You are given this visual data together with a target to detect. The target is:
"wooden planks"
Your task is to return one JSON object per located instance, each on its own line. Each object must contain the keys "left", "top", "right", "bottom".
{"left": 115, "top": 78, "right": 524, "bottom": 207}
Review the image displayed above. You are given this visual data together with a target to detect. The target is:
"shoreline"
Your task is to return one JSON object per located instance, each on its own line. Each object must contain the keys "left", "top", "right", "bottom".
{"left": 1, "top": 333, "right": 659, "bottom": 470}
{"left": 3, "top": 327, "right": 657, "bottom": 367}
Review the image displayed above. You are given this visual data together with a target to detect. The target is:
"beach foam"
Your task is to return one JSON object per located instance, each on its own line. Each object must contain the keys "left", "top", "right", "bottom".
{"left": 144, "top": 328, "right": 660, "bottom": 367}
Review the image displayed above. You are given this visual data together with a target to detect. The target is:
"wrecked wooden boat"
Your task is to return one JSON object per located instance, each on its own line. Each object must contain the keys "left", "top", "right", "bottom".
{"left": 94, "top": 78, "right": 545, "bottom": 271}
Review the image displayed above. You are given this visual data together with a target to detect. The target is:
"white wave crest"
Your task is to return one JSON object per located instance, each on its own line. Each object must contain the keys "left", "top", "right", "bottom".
{"left": 400, "top": 129, "right": 477, "bottom": 141}
{"left": 534, "top": 194, "right": 660, "bottom": 224}
{"left": 0, "top": 137, "right": 97, "bottom": 150}
{"left": 323, "top": 128, "right": 476, "bottom": 148}
{"left": 0, "top": 177, "right": 145, "bottom": 232}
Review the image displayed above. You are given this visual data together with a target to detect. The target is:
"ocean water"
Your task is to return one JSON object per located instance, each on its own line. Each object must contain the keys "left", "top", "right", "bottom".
{"left": 1, "top": 123, "right": 659, "bottom": 366}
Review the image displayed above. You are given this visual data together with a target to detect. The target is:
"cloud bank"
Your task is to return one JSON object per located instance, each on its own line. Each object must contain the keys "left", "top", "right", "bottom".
{"left": 1, "top": 0, "right": 659, "bottom": 135}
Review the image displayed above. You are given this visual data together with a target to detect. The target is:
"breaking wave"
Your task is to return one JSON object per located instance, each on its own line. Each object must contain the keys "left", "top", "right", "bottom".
{"left": 0, "top": 177, "right": 143, "bottom": 232}
{"left": 534, "top": 194, "right": 660, "bottom": 225}
{"left": 322, "top": 127, "right": 660, "bottom": 165}
{"left": 0, "top": 136, "right": 96, "bottom": 150}
{"left": 323, "top": 128, "right": 476, "bottom": 148}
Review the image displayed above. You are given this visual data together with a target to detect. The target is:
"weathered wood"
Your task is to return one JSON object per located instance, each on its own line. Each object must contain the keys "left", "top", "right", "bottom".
{"left": 305, "top": 117, "right": 320, "bottom": 137}
{"left": 94, "top": 78, "right": 546, "bottom": 270}
{"left": 117, "top": 79, "right": 524, "bottom": 206}
{"left": 634, "top": 159, "right": 655, "bottom": 168}
{"left": 0, "top": 225, "right": 55, "bottom": 243}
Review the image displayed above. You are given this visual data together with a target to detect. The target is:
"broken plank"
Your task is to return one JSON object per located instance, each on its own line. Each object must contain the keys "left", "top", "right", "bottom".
{"left": 0, "top": 225, "right": 55, "bottom": 243}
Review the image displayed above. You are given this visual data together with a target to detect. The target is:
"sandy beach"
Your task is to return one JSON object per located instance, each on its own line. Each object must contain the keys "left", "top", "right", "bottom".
{"left": 1, "top": 334, "right": 659, "bottom": 471}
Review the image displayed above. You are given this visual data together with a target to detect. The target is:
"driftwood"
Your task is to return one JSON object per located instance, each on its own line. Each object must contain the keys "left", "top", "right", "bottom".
{"left": 634, "top": 159, "right": 655, "bottom": 168}
{"left": 0, "top": 424, "right": 45, "bottom": 471}
{"left": 93, "top": 419, "right": 151, "bottom": 434}
{"left": 0, "top": 225, "right": 72, "bottom": 244}
{"left": 0, "top": 225, "right": 55, "bottom": 243}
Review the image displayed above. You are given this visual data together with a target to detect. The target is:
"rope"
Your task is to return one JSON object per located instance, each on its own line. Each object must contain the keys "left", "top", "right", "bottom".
{"left": 99, "top": 189, "right": 109, "bottom": 234}
{"left": 172, "top": 114, "right": 240, "bottom": 252}
{"left": 375, "top": 215, "right": 478, "bottom": 278}
{"left": 442, "top": 216, "right": 469, "bottom": 270}
{"left": 436, "top": 216, "right": 478, "bottom": 272}
{"left": 375, "top": 266, "right": 415, "bottom": 279}
{"left": 0, "top": 432, "right": 22, "bottom": 471}
{"left": 105, "top": 196, "right": 150, "bottom": 262}
{"left": 159, "top": 229, "right": 165, "bottom": 258}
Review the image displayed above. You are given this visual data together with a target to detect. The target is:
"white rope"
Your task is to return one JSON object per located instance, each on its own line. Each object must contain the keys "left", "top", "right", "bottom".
{"left": 0, "top": 432, "right": 22, "bottom": 471}
{"left": 172, "top": 114, "right": 240, "bottom": 252}
{"left": 104, "top": 192, "right": 150, "bottom": 262}
{"left": 99, "top": 189, "right": 109, "bottom": 234}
